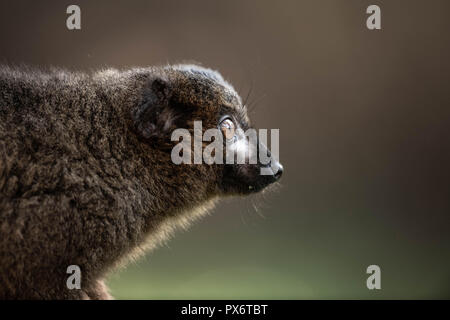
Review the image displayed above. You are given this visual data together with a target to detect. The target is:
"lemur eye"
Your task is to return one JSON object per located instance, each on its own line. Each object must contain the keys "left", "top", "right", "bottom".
{"left": 220, "top": 118, "right": 236, "bottom": 140}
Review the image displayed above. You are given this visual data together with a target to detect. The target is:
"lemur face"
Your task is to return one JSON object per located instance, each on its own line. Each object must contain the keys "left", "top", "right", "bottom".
{"left": 132, "top": 64, "right": 283, "bottom": 196}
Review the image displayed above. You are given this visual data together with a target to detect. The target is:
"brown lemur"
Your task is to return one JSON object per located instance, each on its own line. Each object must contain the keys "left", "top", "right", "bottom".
{"left": 0, "top": 64, "right": 283, "bottom": 299}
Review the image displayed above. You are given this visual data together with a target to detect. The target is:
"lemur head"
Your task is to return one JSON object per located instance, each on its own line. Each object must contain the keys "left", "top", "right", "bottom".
{"left": 132, "top": 64, "right": 283, "bottom": 196}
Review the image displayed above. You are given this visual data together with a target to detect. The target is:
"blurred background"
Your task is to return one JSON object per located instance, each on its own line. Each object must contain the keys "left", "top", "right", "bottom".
{"left": 1, "top": 0, "right": 449, "bottom": 299}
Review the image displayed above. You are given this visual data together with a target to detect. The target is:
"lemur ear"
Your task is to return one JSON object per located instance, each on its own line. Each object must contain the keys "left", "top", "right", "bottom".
{"left": 132, "top": 77, "right": 175, "bottom": 140}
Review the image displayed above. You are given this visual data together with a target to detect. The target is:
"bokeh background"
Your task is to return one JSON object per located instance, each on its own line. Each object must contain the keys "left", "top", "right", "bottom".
{"left": 1, "top": 0, "right": 449, "bottom": 299}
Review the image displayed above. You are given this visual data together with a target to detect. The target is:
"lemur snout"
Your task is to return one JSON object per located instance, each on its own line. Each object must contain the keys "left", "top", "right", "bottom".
{"left": 272, "top": 161, "right": 283, "bottom": 180}
{"left": 263, "top": 160, "right": 283, "bottom": 182}
{"left": 258, "top": 141, "right": 283, "bottom": 182}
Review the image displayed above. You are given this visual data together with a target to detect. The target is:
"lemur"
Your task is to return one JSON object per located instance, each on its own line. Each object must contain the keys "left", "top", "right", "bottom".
{"left": 0, "top": 64, "right": 283, "bottom": 299}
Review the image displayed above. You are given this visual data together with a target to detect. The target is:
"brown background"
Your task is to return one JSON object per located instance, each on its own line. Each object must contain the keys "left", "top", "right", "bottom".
{"left": 1, "top": 0, "right": 449, "bottom": 298}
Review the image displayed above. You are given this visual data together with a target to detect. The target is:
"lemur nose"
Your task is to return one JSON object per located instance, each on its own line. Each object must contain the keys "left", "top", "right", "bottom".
{"left": 273, "top": 162, "right": 283, "bottom": 180}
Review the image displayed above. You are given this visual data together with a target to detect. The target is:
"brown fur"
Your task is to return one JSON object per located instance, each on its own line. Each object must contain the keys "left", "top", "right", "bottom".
{"left": 0, "top": 64, "right": 281, "bottom": 299}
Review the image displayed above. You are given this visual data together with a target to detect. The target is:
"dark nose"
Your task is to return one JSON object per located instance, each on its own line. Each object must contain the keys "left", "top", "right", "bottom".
{"left": 272, "top": 162, "right": 283, "bottom": 180}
